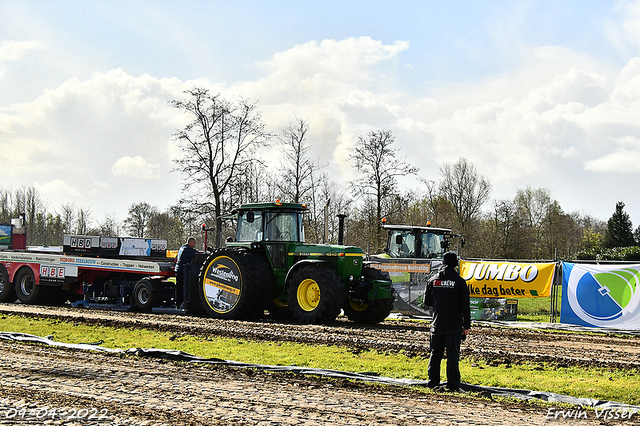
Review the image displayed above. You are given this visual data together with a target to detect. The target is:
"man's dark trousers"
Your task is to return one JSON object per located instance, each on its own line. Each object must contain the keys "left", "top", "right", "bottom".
{"left": 427, "top": 333, "right": 462, "bottom": 390}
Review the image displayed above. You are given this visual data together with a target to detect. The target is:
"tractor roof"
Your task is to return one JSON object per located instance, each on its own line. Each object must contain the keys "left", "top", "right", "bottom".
{"left": 237, "top": 202, "right": 309, "bottom": 211}
{"left": 383, "top": 224, "right": 452, "bottom": 234}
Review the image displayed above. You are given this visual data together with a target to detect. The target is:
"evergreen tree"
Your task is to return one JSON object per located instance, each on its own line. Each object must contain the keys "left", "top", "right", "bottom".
{"left": 604, "top": 201, "right": 635, "bottom": 248}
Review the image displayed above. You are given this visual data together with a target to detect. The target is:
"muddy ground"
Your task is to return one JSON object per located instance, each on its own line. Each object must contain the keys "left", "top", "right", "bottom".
{"left": 0, "top": 303, "right": 639, "bottom": 425}
{"left": 1, "top": 303, "right": 638, "bottom": 371}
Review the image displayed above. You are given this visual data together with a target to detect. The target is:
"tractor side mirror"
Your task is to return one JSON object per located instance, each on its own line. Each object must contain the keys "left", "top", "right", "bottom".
{"left": 395, "top": 235, "right": 403, "bottom": 245}
{"left": 246, "top": 211, "right": 255, "bottom": 223}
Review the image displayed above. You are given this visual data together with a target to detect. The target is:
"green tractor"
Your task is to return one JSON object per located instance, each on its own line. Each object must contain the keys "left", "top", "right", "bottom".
{"left": 197, "top": 202, "right": 394, "bottom": 324}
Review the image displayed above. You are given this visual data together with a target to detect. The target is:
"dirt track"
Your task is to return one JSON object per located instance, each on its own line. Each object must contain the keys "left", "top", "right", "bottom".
{"left": 1, "top": 303, "right": 638, "bottom": 371}
{"left": 0, "top": 303, "right": 639, "bottom": 425}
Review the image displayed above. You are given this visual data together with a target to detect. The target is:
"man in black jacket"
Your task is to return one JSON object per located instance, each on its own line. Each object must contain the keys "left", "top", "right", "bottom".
{"left": 175, "top": 237, "right": 196, "bottom": 309}
{"left": 424, "top": 251, "right": 471, "bottom": 391}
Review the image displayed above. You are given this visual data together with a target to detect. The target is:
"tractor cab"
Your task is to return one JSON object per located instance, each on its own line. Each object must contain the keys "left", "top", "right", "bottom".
{"left": 235, "top": 203, "right": 306, "bottom": 244}
{"left": 383, "top": 223, "right": 464, "bottom": 259}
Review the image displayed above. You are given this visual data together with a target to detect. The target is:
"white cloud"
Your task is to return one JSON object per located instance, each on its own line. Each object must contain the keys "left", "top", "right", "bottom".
{"left": 585, "top": 136, "right": 640, "bottom": 172}
{"left": 0, "top": 40, "right": 44, "bottom": 79}
{"left": 112, "top": 156, "right": 160, "bottom": 179}
{"left": 35, "top": 179, "right": 82, "bottom": 199}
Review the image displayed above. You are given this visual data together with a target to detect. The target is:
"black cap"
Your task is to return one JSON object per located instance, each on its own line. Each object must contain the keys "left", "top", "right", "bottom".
{"left": 443, "top": 251, "right": 458, "bottom": 267}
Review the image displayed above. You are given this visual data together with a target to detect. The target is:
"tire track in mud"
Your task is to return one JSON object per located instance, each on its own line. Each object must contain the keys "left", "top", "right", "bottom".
{"left": 1, "top": 303, "right": 639, "bottom": 371}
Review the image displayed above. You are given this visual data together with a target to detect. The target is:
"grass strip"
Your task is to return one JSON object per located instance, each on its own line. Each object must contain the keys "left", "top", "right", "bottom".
{"left": 0, "top": 314, "right": 638, "bottom": 406}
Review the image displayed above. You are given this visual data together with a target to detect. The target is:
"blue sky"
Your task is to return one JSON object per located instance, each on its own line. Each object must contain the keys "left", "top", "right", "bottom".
{"left": 2, "top": 1, "right": 640, "bottom": 230}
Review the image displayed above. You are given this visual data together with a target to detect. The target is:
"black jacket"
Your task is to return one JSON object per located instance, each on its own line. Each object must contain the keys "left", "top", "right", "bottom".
{"left": 425, "top": 265, "right": 471, "bottom": 335}
{"left": 175, "top": 244, "right": 196, "bottom": 273}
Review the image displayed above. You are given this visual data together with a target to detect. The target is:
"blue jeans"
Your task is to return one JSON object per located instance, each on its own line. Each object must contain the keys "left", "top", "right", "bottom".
{"left": 427, "top": 333, "right": 462, "bottom": 390}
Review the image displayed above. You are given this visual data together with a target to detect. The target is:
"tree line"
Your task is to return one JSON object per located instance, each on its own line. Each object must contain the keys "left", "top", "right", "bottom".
{"left": 2, "top": 88, "right": 637, "bottom": 260}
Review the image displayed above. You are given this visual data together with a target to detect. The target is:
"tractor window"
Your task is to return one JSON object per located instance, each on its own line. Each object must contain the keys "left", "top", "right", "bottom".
{"left": 422, "top": 232, "right": 444, "bottom": 258}
{"left": 236, "top": 211, "right": 263, "bottom": 242}
{"left": 388, "top": 231, "right": 415, "bottom": 257}
{"left": 264, "top": 212, "right": 304, "bottom": 242}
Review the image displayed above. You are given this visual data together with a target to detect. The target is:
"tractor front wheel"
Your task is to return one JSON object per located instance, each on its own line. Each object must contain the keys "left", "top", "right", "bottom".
{"left": 344, "top": 266, "right": 395, "bottom": 324}
{"left": 287, "top": 266, "right": 343, "bottom": 324}
{"left": 343, "top": 290, "right": 395, "bottom": 324}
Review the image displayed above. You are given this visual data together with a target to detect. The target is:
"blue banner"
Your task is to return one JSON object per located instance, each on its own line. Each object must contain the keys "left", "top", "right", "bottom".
{"left": 561, "top": 262, "right": 640, "bottom": 329}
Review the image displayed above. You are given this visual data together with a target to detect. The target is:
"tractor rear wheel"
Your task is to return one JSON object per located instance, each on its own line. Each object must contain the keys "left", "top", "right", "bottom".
{"left": 344, "top": 266, "right": 395, "bottom": 324}
{"left": 198, "top": 249, "right": 273, "bottom": 320}
{"left": 0, "top": 266, "right": 15, "bottom": 303}
{"left": 287, "top": 266, "right": 343, "bottom": 324}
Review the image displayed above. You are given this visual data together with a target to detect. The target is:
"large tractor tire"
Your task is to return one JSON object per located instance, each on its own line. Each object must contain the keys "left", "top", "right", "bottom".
{"left": 344, "top": 266, "right": 395, "bottom": 324}
{"left": 14, "top": 267, "right": 45, "bottom": 304}
{"left": 198, "top": 249, "right": 273, "bottom": 320}
{"left": 0, "top": 266, "right": 16, "bottom": 303}
{"left": 287, "top": 266, "right": 343, "bottom": 324}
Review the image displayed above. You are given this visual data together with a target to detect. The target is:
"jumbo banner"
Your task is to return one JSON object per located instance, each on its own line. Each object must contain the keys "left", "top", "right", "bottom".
{"left": 561, "top": 262, "right": 640, "bottom": 330}
{"left": 460, "top": 260, "right": 555, "bottom": 298}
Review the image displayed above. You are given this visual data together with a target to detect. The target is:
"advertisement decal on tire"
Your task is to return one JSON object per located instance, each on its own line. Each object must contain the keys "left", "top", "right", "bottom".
{"left": 203, "top": 256, "right": 242, "bottom": 314}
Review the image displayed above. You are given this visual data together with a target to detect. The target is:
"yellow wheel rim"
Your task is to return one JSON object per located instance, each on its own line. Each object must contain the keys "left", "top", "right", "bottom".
{"left": 349, "top": 299, "right": 370, "bottom": 312}
{"left": 297, "top": 278, "right": 321, "bottom": 312}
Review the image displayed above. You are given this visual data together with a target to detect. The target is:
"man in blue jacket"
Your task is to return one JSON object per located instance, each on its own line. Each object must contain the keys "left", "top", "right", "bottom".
{"left": 175, "top": 237, "right": 196, "bottom": 309}
{"left": 424, "top": 251, "right": 471, "bottom": 391}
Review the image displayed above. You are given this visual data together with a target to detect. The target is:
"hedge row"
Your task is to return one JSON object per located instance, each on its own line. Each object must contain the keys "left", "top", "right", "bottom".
{"left": 576, "top": 246, "right": 640, "bottom": 261}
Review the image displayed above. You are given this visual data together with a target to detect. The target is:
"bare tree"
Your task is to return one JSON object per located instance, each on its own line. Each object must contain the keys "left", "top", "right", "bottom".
{"left": 439, "top": 157, "right": 491, "bottom": 232}
{"left": 60, "top": 203, "right": 76, "bottom": 234}
{"left": 277, "top": 117, "right": 323, "bottom": 203}
{"left": 349, "top": 130, "right": 418, "bottom": 251}
{"left": 124, "top": 202, "right": 157, "bottom": 237}
{"left": 98, "top": 213, "right": 121, "bottom": 237}
{"left": 171, "top": 88, "right": 270, "bottom": 246}
{"left": 76, "top": 207, "right": 92, "bottom": 235}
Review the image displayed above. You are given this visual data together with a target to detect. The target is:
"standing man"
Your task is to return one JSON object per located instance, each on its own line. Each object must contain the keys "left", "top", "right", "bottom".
{"left": 424, "top": 251, "right": 471, "bottom": 392}
{"left": 175, "top": 237, "right": 196, "bottom": 309}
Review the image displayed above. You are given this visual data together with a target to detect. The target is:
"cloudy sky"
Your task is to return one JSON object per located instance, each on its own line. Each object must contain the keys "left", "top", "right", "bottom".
{"left": 2, "top": 0, "right": 640, "bottom": 228}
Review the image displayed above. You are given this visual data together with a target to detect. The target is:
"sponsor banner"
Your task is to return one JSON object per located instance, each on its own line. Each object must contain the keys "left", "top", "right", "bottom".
{"left": 0, "top": 251, "right": 161, "bottom": 273}
{"left": 0, "top": 224, "right": 11, "bottom": 247}
{"left": 470, "top": 298, "right": 518, "bottom": 321}
{"left": 561, "top": 262, "right": 640, "bottom": 330}
{"left": 460, "top": 260, "right": 555, "bottom": 298}
{"left": 369, "top": 256, "right": 435, "bottom": 275}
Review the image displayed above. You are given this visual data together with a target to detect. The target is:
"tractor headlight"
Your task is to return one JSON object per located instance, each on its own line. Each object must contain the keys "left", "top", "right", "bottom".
{"left": 349, "top": 275, "right": 354, "bottom": 282}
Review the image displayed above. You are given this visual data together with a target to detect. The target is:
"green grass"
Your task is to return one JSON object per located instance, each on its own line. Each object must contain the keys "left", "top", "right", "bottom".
{"left": 515, "top": 286, "right": 562, "bottom": 322}
{"left": 1, "top": 314, "right": 638, "bottom": 406}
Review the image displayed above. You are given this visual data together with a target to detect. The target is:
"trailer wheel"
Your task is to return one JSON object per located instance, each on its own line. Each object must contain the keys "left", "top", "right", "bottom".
{"left": 287, "top": 266, "right": 343, "bottom": 324}
{"left": 132, "top": 279, "right": 158, "bottom": 311}
{"left": 14, "top": 268, "right": 43, "bottom": 304}
{"left": 198, "top": 250, "right": 273, "bottom": 320}
{"left": 0, "top": 266, "right": 16, "bottom": 303}
{"left": 344, "top": 266, "right": 395, "bottom": 324}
